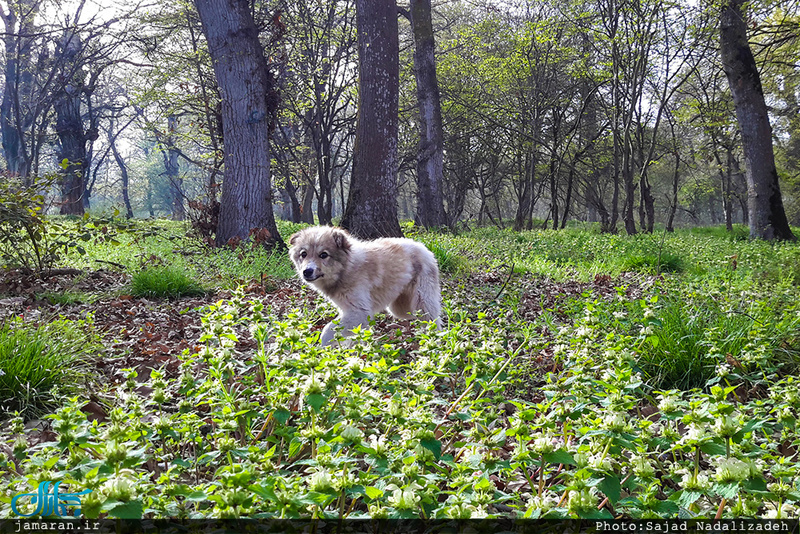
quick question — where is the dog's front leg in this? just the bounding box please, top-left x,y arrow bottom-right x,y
320,311 -> 369,346
320,321 -> 338,346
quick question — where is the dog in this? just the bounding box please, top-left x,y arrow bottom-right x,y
288,226 -> 442,345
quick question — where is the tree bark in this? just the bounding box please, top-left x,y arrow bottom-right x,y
109,130 -> 133,218
0,0 -> 38,181
340,0 -> 402,239
194,0 -> 283,248
54,30 -> 86,216
162,115 -> 185,221
410,0 -> 447,229
720,0 -> 794,240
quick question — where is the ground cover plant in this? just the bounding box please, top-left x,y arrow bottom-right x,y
130,267 -> 205,299
0,318 -> 97,419
1,218 -> 800,519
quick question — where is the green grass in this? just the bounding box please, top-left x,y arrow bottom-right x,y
36,290 -> 87,305
130,266 -> 205,299
425,241 -> 472,275
636,297 -> 762,390
56,217 -> 297,290
618,250 -> 686,274
0,320 -> 93,418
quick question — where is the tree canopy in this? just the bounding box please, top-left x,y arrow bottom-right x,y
1,0 -> 799,240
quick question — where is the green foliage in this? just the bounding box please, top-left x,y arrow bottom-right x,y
0,180 -> 128,274
0,319 -> 95,418
690,225 -> 750,241
425,241 -> 471,275
630,296 -> 799,390
130,266 -> 205,299
4,223 -> 800,520
36,290 -> 87,305
0,177 -> 55,272
619,251 -> 685,274
56,218 -> 296,289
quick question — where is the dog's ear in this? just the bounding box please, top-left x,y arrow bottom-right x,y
332,228 -> 351,252
288,232 -> 299,246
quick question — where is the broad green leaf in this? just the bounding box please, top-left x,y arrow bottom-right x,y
105,499 -> 143,519
712,482 -> 740,500
700,440 -> 728,456
672,489 -> 704,509
420,437 -> 442,461
273,408 -> 291,425
287,437 -> 303,459
543,449 -> 576,465
598,475 -> 621,504
364,486 -> 383,500
306,393 -> 326,412
249,483 -> 278,502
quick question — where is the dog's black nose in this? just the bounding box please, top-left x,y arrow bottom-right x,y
303,268 -> 315,279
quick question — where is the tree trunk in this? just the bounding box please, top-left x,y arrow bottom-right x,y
300,182 -> 315,224
560,164 -> 575,229
195,0 -> 283,248
666,116 -> 680,233
410,0 -> 447,229
110,132 -> 133,218
720,0 -> 795,240
666,153 -> 680,232
641,173 -> 654,233
513,150 -> 535,231
0,0 -> 37,181
163,115 -> 185,221
340,0 -> 402,239
284,175 -> 302,223
54,31 -> 86,216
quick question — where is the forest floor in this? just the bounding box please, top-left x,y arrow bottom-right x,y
1,219 -> 800,520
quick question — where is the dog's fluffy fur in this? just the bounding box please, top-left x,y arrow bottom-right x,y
289,226 -> 442,345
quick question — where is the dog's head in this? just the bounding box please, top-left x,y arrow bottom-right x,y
288,226 -> 351,288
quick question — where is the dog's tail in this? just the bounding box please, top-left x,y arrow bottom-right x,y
418,261 -> 443,329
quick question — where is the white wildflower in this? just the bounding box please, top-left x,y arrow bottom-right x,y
631,455 -> 655,478
715,457 -> 750,483
681,471 -> 710,491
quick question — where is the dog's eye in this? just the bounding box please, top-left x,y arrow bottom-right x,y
300,251 -> 307,259
319,252 -> 329,259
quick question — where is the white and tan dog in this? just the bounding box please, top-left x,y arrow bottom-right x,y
288,226 -> 442,345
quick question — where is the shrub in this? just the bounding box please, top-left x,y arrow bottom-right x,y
0,177 -> 123,273
130,266 -> 205,298
0,320 -> 93,418
0,176 -> 53,272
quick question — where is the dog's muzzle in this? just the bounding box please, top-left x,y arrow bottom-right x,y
303,267 -> 322,281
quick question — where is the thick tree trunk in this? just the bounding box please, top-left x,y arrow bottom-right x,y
54,32 -> 86,216
340,0 -> 402,239
622,143 -> 637,235
195,0 -> 283,248
0,0 -> 37,181
720,0 -> 794,241
641,174 -> 654,233
410,0 -> 447,229
513,150 -> 535,231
